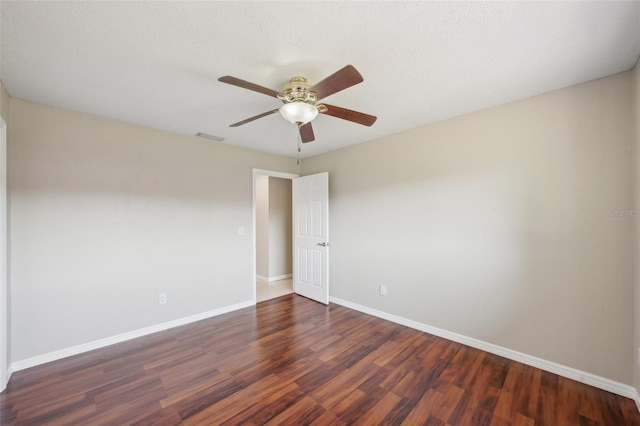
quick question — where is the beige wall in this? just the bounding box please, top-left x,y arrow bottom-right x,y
303,72 -> 634,384
9,99 -> 297,361
268,177 -> 292,278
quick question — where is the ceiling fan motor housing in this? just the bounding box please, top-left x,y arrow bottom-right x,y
277,77 -> 318,105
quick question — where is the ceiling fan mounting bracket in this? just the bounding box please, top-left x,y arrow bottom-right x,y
276,77 -> 318,105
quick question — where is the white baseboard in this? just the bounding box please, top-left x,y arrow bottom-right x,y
5,364 -> 13,387
257,273 -> 292,283
10,300 -> 255,373
267,273 -> 292,283
329,296 -> 639,402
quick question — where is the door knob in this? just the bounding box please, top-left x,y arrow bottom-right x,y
317,242 -> 329,247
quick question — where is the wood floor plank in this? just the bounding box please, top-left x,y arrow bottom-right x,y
309,409 -> 347,426
622,397 -> 640,426
536,371 -> 560,426
309,356 -> 380,409
430,383 -> 466,422
381,396 -> 416,424
218,382 -> 302,426
264,396 -> 326,426
159,371 -> 230,408
182,374 -> 290,425
352,391 -> 402,425
493,389 -> 515,423
1,294 -> 638,425
400,388 -> 443,425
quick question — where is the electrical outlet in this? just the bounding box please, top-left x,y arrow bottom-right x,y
238,226 -> 244,236
158,293 -> 167,305
380,285 -> 387,296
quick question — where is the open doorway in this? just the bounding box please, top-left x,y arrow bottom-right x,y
252,169 -> 297,303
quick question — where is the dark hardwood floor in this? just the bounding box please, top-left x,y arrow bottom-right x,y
1,294 -> 639,425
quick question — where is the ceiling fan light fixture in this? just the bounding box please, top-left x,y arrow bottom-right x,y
279,102 -> 318,125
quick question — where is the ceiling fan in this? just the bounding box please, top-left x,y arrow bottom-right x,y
218,65 -> 377,143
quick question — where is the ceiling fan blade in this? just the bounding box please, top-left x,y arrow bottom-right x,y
299,122 -> 315,143
319,104 -> 377,127
218,76 -> 280,98
310,65 -> 364,100
229,109 -> 279,127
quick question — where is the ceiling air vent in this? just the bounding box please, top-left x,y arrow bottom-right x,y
195,132 -> 225,142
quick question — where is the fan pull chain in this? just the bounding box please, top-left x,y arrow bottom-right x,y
296,128 -> 302,175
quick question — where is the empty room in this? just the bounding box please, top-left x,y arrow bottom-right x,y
2,1 -> 640,425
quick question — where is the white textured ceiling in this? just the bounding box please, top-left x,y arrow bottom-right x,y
1,1 -> 639,158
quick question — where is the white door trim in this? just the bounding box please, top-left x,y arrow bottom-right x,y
0,117 -> 7,392
252,169 -> 298,304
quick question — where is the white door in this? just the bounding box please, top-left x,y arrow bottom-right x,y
293,172 -> 329,304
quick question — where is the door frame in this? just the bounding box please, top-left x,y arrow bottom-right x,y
0,117 -> 7,392
251,169 -> 298,304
